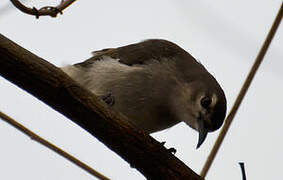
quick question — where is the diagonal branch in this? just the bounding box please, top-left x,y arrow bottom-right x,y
200,2 -> 283,178
0,110 -> 110,180
0,33 -> 202,180
10,0 -> 77,18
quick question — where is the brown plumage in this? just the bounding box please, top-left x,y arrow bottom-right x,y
62,39 -> 227,148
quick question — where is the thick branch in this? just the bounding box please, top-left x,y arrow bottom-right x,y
0,33 -> 202,180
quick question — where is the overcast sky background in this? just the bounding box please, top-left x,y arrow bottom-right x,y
0,0 -> 282,179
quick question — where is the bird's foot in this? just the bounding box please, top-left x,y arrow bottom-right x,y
168,147 -> 177,154
160,141 -> 177,154
100,93 -> 115,106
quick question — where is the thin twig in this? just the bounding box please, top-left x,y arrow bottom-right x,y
239,162 -> 247,180
0,110 -> 111,180
0,0 -> 28,16
10,0 -> 77,18
200,3 -> 283,178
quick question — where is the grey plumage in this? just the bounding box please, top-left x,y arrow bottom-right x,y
62,39 -> 227,148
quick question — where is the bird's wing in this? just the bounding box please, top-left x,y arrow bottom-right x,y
115,39 -> 188,66
74,39 -> 189,67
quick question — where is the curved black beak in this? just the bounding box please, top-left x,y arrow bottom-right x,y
196,119 -> 208,149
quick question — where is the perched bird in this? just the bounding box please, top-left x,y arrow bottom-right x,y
62,39 -> 227,148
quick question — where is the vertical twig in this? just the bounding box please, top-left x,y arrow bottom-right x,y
200,3 -> 283,178
239,162 -> 247,180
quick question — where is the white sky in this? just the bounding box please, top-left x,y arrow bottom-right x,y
0,0 -> 282,179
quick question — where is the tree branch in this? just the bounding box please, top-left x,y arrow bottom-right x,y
200,2 -> 283,177
0,110 -> 110,180
0,33 -> 202,180
10,0 -> 77,18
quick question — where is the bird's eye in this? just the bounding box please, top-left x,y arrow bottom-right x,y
201,96 -> 212,109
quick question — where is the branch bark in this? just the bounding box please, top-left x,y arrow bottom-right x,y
0,33 -> 202,180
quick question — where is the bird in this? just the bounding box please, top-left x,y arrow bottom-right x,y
61,39 -> 227,148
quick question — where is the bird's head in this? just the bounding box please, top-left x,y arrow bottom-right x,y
170,79 -> 227,148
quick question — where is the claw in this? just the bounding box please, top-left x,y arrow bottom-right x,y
101,93 -> 115,106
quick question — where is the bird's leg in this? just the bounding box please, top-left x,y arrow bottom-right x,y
168,147 -> 177,154
160,141 -> 177,154
100,93 -> 115,106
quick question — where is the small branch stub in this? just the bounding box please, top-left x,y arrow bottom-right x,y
239,162 -> 247,180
